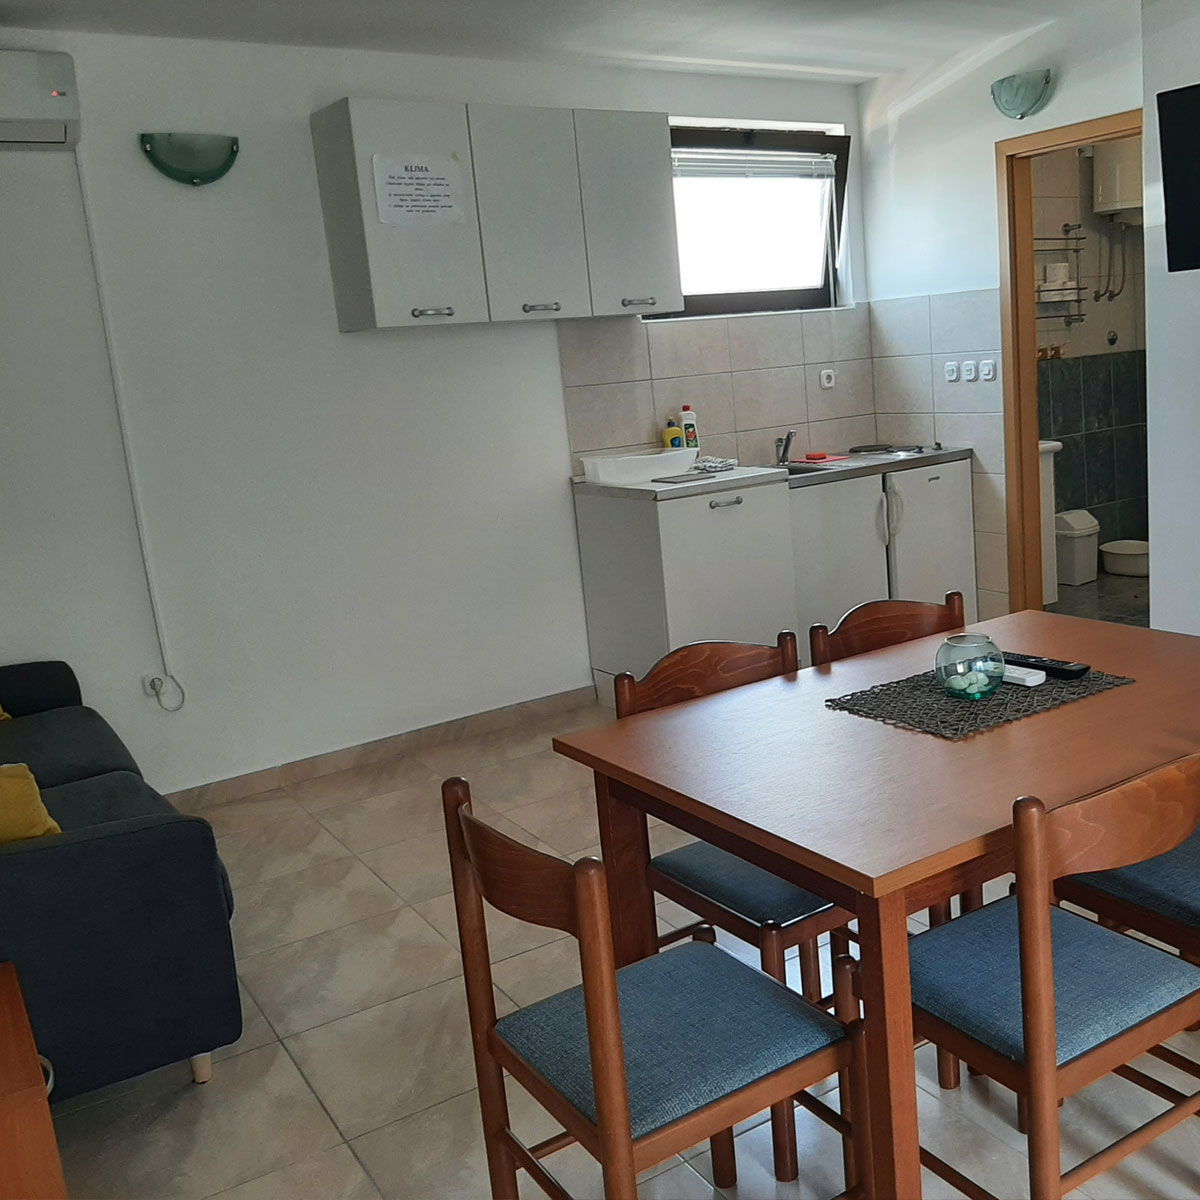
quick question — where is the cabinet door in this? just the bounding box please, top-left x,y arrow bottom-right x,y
311,98 -> 489,330
573,109 -> 684,318
885,459 -> 979,621
467,105 -> 592,323
658,485 -> 796,651
791,477 -> 890,663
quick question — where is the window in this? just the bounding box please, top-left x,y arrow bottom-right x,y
662,127 -> 851,318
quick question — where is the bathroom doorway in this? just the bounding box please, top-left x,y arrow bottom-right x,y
995,110 -> 1145,622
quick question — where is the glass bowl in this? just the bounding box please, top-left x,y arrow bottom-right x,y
935,634 -> 1006,701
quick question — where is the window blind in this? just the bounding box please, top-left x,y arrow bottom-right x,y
671,148 -> 837,180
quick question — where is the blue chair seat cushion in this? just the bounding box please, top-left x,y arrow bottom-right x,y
909,896 -> 1200,1067
651,841 -> 833,927
495,940 -> 844,1138
1072,828 -> 1200,930
0,707 -> 140,789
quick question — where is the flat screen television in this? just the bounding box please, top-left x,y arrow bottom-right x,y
1157,81 -> 1200,272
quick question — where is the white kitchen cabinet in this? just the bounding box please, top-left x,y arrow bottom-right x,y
573,109 -> 684,318
574,473 -> 796,686
310,98 -> 489,330
467,104 -> 592,322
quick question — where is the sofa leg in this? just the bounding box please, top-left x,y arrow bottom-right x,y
190,1053 -> 213,1084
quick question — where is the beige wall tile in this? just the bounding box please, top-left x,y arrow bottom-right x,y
1033,195 -> 1082,241
1032,146 -> 1084,199
732,366 -> 808,431
727,311 -> 804,370
647,316 -> 730,377
808,414 -> 878,454
563,381 -> 655,453
932,352 -> 1004,413
934,412 -> 1005,474
800,309 -> 833,363
977,588 -> 1011,620
556,316 -> 649,387
869,297 -> 931,357
876,413 -> 935,447
830,304 -> 872,361
873,355 -> 934,414
703,431 -> 739,460
805,359 -> 874,422
930,289 -> 1001,354
974,531 -> 1009,594
652,372 -> 735,435
972,472 -> 1008,535
736,424 -> 810,467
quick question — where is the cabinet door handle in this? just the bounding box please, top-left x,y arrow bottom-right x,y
522,302 -> 562,313
411,306 -> 455,318
879,493 -> 891,546
621,297 -> 657,308
709,495 -> 743,509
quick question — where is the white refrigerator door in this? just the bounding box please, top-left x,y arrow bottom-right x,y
885,460 -> 979,621
791,475 -> 890,663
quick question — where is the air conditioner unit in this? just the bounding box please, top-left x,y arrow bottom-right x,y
0,49 -> 80,149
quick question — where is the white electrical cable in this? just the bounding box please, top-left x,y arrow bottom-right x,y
72,150 -> 185,712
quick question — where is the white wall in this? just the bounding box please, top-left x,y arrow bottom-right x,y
1141,0 -> 1200,634
859,0 -> 1142,300
0,26 -> 864,791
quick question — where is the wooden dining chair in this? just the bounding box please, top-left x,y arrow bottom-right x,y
908,754 -> 1200,1200
614,632 -> 856,1183
808,590 -> 965,667
442,777 -> 871,1200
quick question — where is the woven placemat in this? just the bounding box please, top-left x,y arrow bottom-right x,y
825,669 -> 1134,741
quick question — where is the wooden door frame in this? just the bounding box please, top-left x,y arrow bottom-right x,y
997,109 -> 1142,612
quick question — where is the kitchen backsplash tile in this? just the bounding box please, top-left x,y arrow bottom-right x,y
805,359 -> 874,422
930,289 -> 1001,355
563,381 -> 655,454
873,355 -> 934,414
869,297 -> 931,358
875,412 -> 935,447
735,424 -> 810,467
557,316 -> 649,388
974,531 -> 1009,595
808,415 -> 878,454
646,316 -> 731,378
727,311 -> 805,371
652,373 -> 736,435
934,412 -> 1005,474
972,472 -> 1007,536
731,366 -> 808,432
978,589 -> 1011,621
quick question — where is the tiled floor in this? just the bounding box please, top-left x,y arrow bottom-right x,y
52,700 -> 1200,1198
1048,570 -> 1150,627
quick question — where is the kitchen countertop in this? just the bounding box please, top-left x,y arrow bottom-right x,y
786,445 -> 972,488
572,465 -> 787,502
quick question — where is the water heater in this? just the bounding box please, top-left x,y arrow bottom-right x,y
1093,135 -> 1142,223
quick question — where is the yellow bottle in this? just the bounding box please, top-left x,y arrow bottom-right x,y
662,420 -> 684,448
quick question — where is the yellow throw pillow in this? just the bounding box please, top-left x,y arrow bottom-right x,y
0,703 -> 10,721
0,764 -> 61,843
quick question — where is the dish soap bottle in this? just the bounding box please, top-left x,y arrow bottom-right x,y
662,420 -> 684,448
679,405 -> 699,449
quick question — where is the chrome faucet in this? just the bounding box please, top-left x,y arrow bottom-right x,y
775,429 -> 796,466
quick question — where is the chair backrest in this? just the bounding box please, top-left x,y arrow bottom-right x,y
614,632 -> 799,717
808,592 -> 965,666
1012,753 -> 1200,1101
442,777 -> 634,1139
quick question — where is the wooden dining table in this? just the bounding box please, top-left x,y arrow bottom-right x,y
553,610 -> 1200,1198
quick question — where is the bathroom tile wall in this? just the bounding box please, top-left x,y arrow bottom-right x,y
869,288 -> 1009,620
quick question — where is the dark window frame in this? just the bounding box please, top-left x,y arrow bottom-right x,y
654,127 -> 852,319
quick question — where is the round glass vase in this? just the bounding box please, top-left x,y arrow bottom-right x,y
935,634 -> 1006,701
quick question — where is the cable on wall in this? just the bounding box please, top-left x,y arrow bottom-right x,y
72,150 -> 185,712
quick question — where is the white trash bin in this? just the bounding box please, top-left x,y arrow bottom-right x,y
1056,509 -> 1100,586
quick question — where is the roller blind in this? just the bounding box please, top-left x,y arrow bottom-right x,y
671,147 -> 837,180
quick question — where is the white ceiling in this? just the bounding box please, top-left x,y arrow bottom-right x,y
0,0 -> 1090,81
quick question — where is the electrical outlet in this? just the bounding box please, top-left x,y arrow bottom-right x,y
819,368 -> 836,389
962,360 -> 978,382
980,359 -> 996,382
142,673 -> 165,697
944,362 -> 960,383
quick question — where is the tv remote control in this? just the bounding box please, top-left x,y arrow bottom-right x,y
1003,664 -> 1046,687
1002,653 -> 1090,680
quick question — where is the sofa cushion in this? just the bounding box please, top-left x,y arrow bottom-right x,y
41,772 -> 175,832
0,707 -> 140,788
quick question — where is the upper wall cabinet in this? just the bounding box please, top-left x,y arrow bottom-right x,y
467,104 -> 592,322
574,109 -> 684,318
311,98 -> 490,331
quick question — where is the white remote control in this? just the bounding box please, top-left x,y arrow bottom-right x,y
1003,664 -> 1046,687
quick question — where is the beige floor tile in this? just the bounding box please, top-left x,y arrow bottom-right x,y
232,858 -> 401,958
214,984 -> 277,1064
217,812 -> 351,889
455,748 -> 595,812
211,1145 -> 380,1200
196,789 -> 304,836
358,828 -> 454,903
504,786 -> 602,856
415,887 -> 570,964
288,756 -> 441,814
490,937 -> 583,1007
54,1043 -> 339,1199
314,782 -> 447,853
239,908 -> 461,1037
284,977 -> 512,1140
649,823 -> 699,856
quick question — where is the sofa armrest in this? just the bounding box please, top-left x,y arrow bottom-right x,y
0,662 -> 82,718
0,813 -> 242,1100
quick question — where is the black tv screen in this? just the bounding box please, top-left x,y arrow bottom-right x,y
1158,81 -> 1200,272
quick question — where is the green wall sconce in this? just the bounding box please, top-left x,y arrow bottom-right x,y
990,70 -> 1054,121
140,133 -> 239,186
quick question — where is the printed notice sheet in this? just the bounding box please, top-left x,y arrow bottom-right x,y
373,154 -> 465,225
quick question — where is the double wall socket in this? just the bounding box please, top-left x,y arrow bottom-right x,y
943,360 -> 995,383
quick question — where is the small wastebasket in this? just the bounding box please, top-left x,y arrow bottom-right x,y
1055,509 -> 1100,586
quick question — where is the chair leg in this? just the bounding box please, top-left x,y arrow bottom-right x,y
926,900 -> 962,1091
798,937 -> 823,1004
829,926 -> 852,960
476,1054 -> 519,1199
189,1054 -> 213,1084
832,956 -> 862,1190
1026,1089 -> 1064,1200
709,1127 -> 737,1189
760,925 -> 799,1183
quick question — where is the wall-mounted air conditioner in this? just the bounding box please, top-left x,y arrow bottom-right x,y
0,49 -> 79,149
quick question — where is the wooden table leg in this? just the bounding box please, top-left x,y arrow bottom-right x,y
856,890 -> 922,1200
594,774 -> 657,967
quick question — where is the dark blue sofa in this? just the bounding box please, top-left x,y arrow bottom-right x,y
0,660 -> 241,1101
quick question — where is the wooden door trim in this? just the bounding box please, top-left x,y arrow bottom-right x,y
997,109 -> 1142,612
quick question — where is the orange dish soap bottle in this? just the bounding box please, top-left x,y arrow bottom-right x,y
679,405 -> 699,449
662,420 -> 684,448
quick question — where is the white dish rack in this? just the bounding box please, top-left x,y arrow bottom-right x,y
580,448 -> 697,484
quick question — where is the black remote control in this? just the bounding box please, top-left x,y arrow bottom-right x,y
1002,653 -> 1090,680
